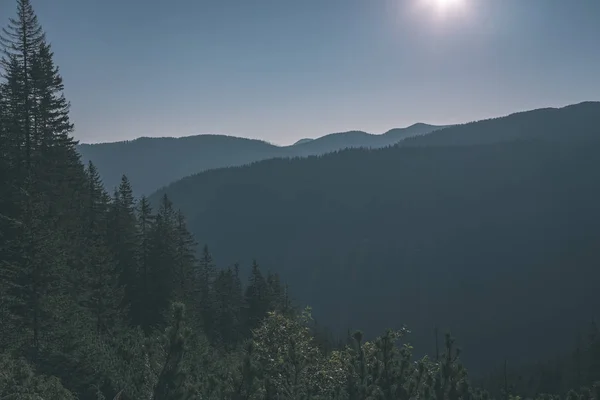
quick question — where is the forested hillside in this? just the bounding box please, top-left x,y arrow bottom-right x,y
402,102 -> 599,147
2,0 -> 600,399
152,102 -> 600,373
76,123 -> 444,196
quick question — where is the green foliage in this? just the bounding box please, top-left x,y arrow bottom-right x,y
0,353 -> 75,399
150,102 -> 600,372
151,302 -> 193,400
251,308 -> 322,399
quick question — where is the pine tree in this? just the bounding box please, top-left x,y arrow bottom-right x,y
173,210 -> 197,310
30,40 -> 78,193
134,195 -> 155,328
0,0 -> 84,358
198,245 -> 217,337
77,161 -> 124,336
266,271 -> 285,313
0,0 -> 46,174
244,260 -> 270,334
251,308 -> 322,399
214,266 -> 244,347
107,175 -> 139,319
0,59 -> 16,348
152,302 -> 193,400
145,194 -> 178,330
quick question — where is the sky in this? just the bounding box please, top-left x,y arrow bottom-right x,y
2,0 -> 599,145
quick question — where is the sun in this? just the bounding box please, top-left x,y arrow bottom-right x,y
390,0 -> 473,31
416,0 -> 468,20
435,0 -> 461,8
429,0 -> 465,11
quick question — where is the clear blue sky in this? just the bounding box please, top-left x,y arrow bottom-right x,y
4,0 -> 600,145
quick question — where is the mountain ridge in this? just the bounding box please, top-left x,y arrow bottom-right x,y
78,122 -> 442,147
148,100 -> 600,372
77,122 -> 446,195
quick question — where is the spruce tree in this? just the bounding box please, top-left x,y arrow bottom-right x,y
134,195 -> 155,328
0,0 -> 45,174
77,161 -> 124,336
152,302 -> 193,400
173,210 -> 198,310
107,175 -> 139,319
0,0 -> 84,358
30,41 -> 78,187
214,267 -> 244,347
244,260 -> 270,333
198,245 -> 217,337
145,194 -> 178,330
266,271 -> 285,313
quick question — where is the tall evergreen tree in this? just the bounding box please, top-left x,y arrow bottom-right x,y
214,266 -> 244,346
198,245 -> 217,337
0,0 -> 83,359
152,302 -> 193,400
172,210 -> 200,329
75,161 -> 124,336
134,195 -> 155,328
244,260 -> 270,333
107,175 -> 139,319
266,271 -> 286,313
145,194 -> 178,330
0,0 -> 45,175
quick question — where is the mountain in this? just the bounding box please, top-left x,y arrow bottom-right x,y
289,123 -> 445,157
293,138 -> 314,145
402,101 -> 600,147
76,123 -> 445,195
149,101 -> 600,373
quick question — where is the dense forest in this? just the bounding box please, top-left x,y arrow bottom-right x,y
1,1 -> 600,399
151,102 -> 600,373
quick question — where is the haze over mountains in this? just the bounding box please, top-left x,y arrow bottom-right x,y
144,101 -> 600,372
77,122 -> 445,196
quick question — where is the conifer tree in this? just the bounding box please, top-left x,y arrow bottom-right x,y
145,194 -> 178,330
252,308 -> 321,399
0,0 -> 45,174
266,271 -> 285,313
214,266 -> 244,346
152,302 -> 193,400
30,40 -> 79,201
244,260 -> 270,333
198,245 -> 217,337
0,0 -> 84,358
173,210 -> 198,311
107,175 -> 139,319
134,195 -> 155,328
77,161 -> 124,336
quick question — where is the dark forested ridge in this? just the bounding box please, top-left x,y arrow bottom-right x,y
402,102 -> 600,147
3,0 -> 600,399
77,122 -> 444,196
151,101 -> 600,373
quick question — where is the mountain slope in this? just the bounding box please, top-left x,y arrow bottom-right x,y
77,134 -> 282,197
290,123 -> 444,157
293,138 -> 314,145
403,101 -> 600,147
149,101 -> 600,373
76,123 -> 444,195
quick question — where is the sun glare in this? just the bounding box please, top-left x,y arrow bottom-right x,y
437,0 -> 461,7
407,0 -> 470,24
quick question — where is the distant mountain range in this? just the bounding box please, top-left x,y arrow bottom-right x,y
77,123 -> 446,196
292,138 -> 314,145
148,101 -> 600,373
